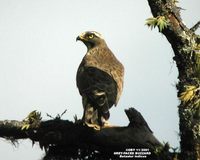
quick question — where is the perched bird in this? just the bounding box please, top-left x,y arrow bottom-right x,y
76,31 -> 124,129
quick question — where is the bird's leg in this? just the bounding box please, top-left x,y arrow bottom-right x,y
82,96 -> 101,130
85,109 -> 101,130
93,91 -> 112,127
83,106 -> 101,130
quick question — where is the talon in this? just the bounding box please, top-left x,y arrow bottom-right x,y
102,121 -> 115,128
85,122 -> 101,130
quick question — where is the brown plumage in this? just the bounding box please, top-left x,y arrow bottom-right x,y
76,31 -> 124,129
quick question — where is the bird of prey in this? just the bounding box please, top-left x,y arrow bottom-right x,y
76,31 -> 124,129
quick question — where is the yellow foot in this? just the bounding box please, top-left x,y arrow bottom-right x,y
84,122 -> 101,130
102,121 -> 116,128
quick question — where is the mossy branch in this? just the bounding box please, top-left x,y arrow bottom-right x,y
0,108 -> 172,159
147,0 -> 200,159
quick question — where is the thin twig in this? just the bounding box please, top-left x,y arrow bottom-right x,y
190,21 -> 200,32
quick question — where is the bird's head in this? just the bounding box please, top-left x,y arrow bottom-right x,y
76,31 -> 105,50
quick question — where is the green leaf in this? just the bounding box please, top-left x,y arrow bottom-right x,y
157,16 -> 169,32
145,17 -> 157,30
172,0 -> 179,3
179,85 -> 198,103
145,16 -> 169,32
21,124 -> 30,130
21,110 -> 42,130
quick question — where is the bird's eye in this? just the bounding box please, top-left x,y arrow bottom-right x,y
88,34 -> 94,39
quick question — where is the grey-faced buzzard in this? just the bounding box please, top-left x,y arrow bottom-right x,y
76,31 -> 124,129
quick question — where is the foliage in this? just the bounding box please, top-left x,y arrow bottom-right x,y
146,16 -> 169,32
21,110 -> 42,130
172,0 -> 179,3
179,85 -> 196,103
179,85 -> 199,103
193,43 -> 200,78
154,142 -> 179,160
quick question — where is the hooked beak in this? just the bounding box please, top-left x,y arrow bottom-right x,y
76,36 -> 81,41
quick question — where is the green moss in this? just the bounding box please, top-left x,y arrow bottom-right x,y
21,110 -> 42,130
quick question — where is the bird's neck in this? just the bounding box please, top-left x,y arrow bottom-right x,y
86,40 -> 108,51
85,43 -> 95,51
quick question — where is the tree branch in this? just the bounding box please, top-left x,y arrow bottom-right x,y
147,0 -> 200,159
0,108 -> 166,159
0,120 -> 27,139
190,21 -> 200,32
